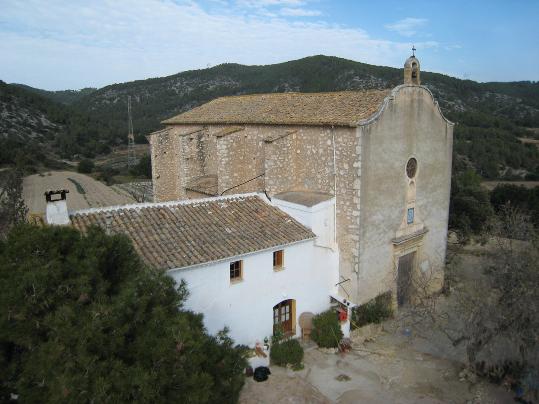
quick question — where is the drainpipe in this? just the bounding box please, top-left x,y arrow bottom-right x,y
331,126 -> 337,246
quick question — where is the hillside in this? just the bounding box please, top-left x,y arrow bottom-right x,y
69,55 -> 539,134
13,84 -> 97,105
0,81 -> 69,168
2,55 -> 538,178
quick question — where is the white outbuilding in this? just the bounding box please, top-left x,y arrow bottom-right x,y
59,192 -> 344,346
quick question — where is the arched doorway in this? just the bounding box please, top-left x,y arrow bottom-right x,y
273,299 -> 296,335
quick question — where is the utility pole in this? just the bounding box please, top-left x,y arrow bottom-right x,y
127,96 -> 136,169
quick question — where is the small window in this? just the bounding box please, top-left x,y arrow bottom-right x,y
230,260 -> 243,283
273,250 -> 284,271
407,208 -> 415,224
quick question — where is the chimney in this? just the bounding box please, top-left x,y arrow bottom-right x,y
45,190 -> 71,225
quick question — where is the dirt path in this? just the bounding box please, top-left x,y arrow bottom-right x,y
481,180 -> 539,190
23,171 -> 135,214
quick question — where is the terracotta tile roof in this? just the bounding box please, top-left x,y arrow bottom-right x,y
70,194 -> 315,270
162,90 -> 390,127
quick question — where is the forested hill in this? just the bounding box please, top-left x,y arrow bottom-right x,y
2,55 -> 538,178
67,55 -> 539,134
13,84 -> 97,105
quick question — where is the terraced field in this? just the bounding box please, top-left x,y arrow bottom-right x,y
23,171 -> 136,215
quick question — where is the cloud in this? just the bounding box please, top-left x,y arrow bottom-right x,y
237,0 -> 305,7
0,0 -> 438,90
236,0 -> 321,18
385,17 -> 428,37
280,7 -> 321,16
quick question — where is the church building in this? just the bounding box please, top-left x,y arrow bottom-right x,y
45,55 -> 453,346
149,54 -> 454,307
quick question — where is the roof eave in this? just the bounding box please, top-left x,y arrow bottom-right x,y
165,235 -> 317,274
162,120 -> 358,127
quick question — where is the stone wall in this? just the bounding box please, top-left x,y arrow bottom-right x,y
264,126 -> 361,300
149,128 -> 180,201
216,127 -> 265,195
150,125 -> 220,201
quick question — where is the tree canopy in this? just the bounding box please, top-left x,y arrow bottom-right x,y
449,169 -> 494,241
0,225 -> 247,403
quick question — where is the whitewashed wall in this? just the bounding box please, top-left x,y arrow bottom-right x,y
272,197 -> 336,250
168,240 -> 339,346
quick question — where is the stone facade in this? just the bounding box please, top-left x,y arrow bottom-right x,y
149,70 -> 453,305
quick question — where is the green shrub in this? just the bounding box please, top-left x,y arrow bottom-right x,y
129,154 -> 152,178
270,338 -> 304,367
0,225 -> 248,402
271,324 -> 285,345
67,177 -> 86,194
310,310 -> 343,348
77,158 -> 94,174
99,166 -> 119,185
352,291 -> 393,329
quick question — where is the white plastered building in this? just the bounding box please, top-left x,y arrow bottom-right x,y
46,191 -> 346,346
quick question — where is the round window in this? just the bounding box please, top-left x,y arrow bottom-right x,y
406,158 -> 417,178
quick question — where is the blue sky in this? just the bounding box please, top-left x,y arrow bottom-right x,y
1,0 -> 537,90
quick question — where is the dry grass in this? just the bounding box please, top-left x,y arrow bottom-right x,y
518,136 -> 539,149
23,171 -> 135,215
481,180 -> 539,191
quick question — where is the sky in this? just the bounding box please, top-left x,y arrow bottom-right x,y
1,0 -> 538,90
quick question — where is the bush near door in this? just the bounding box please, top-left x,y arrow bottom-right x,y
310,309 -> 343,348
351,291 -> 393,329
270,339 -> 304,368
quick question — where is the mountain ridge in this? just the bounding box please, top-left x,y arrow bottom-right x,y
1,55 -> 538,178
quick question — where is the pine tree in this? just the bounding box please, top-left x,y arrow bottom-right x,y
0,225 -> 247,403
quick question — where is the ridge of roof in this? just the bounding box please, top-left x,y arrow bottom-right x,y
208,89 -> 381,99
70,192 -> 260,216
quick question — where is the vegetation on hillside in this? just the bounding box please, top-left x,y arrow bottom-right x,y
2,56 -> 538,180
13,84 -> 97,105
447,209 -> 538,395
449,169 -> 494,241
490,184 -> 539,227
0,169 -> 28,238
0,225 -> 247,402
0,80 -> 117,164
449,111 -> 539,179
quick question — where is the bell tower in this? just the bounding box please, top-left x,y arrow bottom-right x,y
404,46 -> 420,85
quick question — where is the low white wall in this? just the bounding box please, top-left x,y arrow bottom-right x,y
273,197 -> 336,250
168,240 -> 339,346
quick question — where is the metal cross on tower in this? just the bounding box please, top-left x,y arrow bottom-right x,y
127,96 -> 137,169
412,45 -> 416,57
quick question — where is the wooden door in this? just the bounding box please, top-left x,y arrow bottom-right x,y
273,300 -> 294,335
397,252 -> 415,307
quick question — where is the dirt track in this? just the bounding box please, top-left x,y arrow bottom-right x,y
23,171 -> 135,214
481,180 -> 539,191
240,336 -> 512,404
